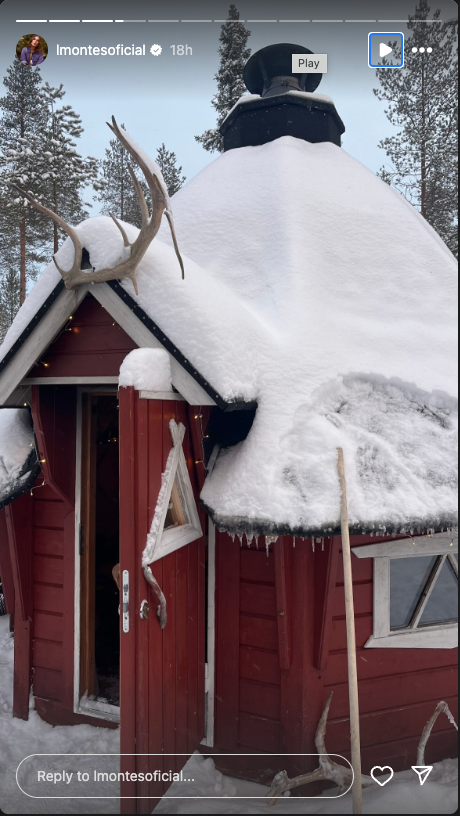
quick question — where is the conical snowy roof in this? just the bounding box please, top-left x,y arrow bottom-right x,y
157,135 -> 458,535
0,132 -> 457,535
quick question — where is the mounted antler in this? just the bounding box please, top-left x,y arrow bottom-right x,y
9,117 -> 184,295
267,692 -> 373,803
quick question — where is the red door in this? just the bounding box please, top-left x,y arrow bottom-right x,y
118,386 -> 205,814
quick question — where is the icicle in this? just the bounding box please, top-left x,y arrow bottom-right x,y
321,538 -> 325,551
312,538 -> 315,552
255,537 -> 259,549
292,537 -> 296,548
237,533 -> 243,547
264,535 -> 277,556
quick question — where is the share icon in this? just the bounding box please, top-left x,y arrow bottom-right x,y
411,766 -> 433,786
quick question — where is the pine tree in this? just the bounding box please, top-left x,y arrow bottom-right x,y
39,83 -> 102,253
98,123 -> 148,227
155,144 -> 186,196
374,0 -> 458,255
0,62 -> 48,303
196,5 -> 251,153
0,268 -> 20,343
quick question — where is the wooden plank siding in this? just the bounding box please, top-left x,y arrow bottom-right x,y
214,536 -> 283,762
213,532 -> 458,786
31,492 -> 67,706
321,535 -> 458,774
26,295 -> 137,379
4,300 -> 137,729
0,509 -> 15,619
119,391 -> 206,813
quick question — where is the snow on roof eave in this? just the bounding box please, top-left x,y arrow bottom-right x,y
109,281 -> 255,411
203,501 -> 458,540
0,281 -> 65,378
0,274 -> 255,412
0,451 -> 41,511
0,407 -> 41,510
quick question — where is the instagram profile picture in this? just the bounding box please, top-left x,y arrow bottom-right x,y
16,34 -> 48,66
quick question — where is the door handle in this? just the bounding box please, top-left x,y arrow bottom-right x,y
122,569 -> 129,633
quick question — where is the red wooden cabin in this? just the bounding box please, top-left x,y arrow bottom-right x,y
0,43 -> 457,814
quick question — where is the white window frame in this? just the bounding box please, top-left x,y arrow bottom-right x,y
143,419 -> 202,565
352,532 -> 458,649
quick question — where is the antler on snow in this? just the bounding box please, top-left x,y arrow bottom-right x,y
267,694 -> 459,805
266,692 -> 373,804
9,117 -> 184,295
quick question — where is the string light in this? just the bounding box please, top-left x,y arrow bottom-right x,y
30,480 -> 47,497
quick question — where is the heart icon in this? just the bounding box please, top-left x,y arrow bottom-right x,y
370,766 -> 394,786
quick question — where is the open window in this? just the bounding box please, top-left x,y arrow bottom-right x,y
144,419 -> 202,565
352,532 -> 458,649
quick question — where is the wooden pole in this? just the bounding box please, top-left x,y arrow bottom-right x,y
337,447 -> 363,814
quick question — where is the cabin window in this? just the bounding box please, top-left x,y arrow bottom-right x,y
352,533 -> 458,649
390,554 -> 458,630
144,419 -> 202,564
164,479 -> 189,531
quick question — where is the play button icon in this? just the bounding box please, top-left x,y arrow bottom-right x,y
380,43 -> 393,57
369,32 -> 404,67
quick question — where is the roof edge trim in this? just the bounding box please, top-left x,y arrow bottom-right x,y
0,279 -> 255,414
108,281 -> 253,412
0,281 -> 65,377
202,501 -> 458,540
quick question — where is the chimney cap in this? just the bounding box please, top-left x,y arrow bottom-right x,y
244,43 -> 322,96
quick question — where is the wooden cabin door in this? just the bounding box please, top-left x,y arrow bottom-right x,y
118,386 -> 206,814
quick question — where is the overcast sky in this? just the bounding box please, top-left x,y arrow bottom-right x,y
0,0 -> 457,210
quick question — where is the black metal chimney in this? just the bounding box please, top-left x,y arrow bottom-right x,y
220,43 -> 345,151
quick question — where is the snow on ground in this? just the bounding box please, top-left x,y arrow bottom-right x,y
0,616 -> 119,814
154,753 -> 458,815
0,616 -> 457,814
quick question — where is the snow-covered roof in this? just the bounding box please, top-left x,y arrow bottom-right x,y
0,409 -> 39,509
0,132 -> 457,535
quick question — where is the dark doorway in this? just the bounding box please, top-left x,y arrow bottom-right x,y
80,393 -> 120,707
